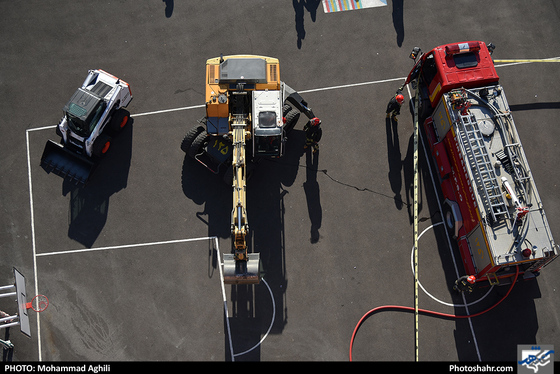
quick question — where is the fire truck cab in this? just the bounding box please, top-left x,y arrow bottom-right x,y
406,41 -> 559,287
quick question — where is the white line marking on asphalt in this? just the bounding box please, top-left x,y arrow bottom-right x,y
25,129 -> 42,361
35,236 -> 215,257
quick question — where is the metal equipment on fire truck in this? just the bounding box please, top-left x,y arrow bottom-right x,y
40,69 -> 133,186
405,41 -> 558,288
181,55 -> 320,285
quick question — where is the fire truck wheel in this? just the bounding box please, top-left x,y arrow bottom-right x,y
443,203 -> 456,238
181,125 -> 205,153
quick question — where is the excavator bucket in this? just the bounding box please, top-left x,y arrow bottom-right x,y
40,140 -> 96,186
222,253 -> 261,285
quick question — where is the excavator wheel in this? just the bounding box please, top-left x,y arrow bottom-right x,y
284,107 -> 300,134
181,125 -> 205,153
187,130 -> 208,159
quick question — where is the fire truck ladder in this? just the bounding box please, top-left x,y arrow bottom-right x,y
457,113 -> 510,223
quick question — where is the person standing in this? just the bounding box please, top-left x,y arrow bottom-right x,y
453,275 -> 476,293
386,91 -> 405,122
303,117 -> 322,153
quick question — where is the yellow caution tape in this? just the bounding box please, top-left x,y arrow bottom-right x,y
412,84 -> 420,362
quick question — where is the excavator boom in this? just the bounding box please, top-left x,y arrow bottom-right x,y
223,115 -> 260,284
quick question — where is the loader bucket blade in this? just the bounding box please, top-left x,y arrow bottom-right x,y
40,140 -> 96,186
223,253 -> 261,285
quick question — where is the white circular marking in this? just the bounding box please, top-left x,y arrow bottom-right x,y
412,222 -> 494,307
233,278 -> 276,357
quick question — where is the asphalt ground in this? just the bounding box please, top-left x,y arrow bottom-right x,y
1,0 -> 559,364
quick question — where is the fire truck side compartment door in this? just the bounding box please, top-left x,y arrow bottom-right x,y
433,141 -> 452,178
467,223 -> 492,274
432,97 -> 452,141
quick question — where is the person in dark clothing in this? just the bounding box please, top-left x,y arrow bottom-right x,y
453,275 -> 476,293
303,117 -> 322,153
386,91 -> 405,122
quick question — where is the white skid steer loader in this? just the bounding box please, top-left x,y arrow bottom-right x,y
41,69 -> 132,186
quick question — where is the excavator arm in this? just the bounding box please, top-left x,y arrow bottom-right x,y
223,115 -> 260,284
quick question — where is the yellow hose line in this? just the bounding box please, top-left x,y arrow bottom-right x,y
412,84 -> 420,362
494,58 -> 560,63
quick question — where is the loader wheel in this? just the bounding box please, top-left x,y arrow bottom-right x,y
181,125 -> 205,153
93,134 -> 112,157
110,108 -> 130,132
187,130 -> 208,159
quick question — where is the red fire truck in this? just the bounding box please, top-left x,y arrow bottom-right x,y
405,41 -> 558,288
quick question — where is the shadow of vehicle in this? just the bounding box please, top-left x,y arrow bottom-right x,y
63,122 -> 133,248
181,122 -> 318,360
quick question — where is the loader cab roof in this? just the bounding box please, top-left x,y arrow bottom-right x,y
64,88 -> 106,136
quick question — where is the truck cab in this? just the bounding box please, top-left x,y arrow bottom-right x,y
408,41 -> 499,122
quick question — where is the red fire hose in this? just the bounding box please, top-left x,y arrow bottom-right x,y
349,266 -> 519,361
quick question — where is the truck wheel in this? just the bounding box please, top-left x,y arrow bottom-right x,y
93,134 -> 112,157
187,130 -> 208,159
443,200 -> 462,239
110,108 -> 130,132
181,125 -> 205,153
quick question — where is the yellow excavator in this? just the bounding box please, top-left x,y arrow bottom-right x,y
181,55 -> 320,284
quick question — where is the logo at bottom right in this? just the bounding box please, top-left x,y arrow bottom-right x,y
518,345 -> 554,374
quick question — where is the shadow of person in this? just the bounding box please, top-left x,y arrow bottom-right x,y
293,0 -> 321,49
162,0 -> 173,18
392,0 -> 404,47
303,148 -> 322,243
